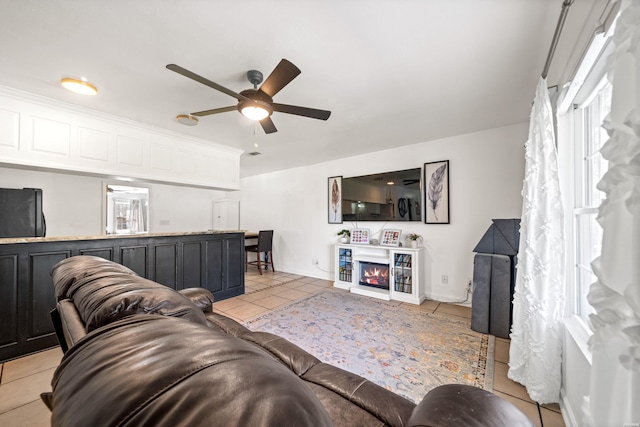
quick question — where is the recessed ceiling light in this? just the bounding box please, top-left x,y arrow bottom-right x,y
60,77 -> 98,95
176,114 -> 199,126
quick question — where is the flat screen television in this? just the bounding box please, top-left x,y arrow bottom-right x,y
341,168 -> 421,222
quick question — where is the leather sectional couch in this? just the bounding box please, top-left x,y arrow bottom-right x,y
41,255 -> 533,426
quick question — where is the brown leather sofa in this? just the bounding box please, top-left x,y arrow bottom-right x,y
42,255 -> 533,427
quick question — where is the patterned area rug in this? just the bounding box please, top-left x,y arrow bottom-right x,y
244,289 -> 494,403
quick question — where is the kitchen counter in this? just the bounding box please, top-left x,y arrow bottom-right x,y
0,230 -> 245,362
0,230 -> 246,244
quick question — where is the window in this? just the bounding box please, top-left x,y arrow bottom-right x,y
572,78 -> 612,323
558,13 -> 617,327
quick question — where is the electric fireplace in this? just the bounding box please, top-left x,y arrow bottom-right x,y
358,261 -> 390,290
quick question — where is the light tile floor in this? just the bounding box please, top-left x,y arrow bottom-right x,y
0,269 -> 565,427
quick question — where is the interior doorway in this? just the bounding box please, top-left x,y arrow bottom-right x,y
104,183 -> 149,234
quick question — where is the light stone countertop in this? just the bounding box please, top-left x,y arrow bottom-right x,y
0,230 -> 247,244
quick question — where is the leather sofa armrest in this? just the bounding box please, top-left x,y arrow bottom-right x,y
205,312 -> 251,336
407,384 -> 534,427
302,363 -> 415,426
242,331 -> 321,376
179,288 -> 215,312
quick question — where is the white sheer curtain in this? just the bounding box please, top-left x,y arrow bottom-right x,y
130,199 -> 141,233
129,199 -> 145,233
584,1 -> 640,424
508,76 -> 566,404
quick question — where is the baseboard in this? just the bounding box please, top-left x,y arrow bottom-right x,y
426,291 -> 472,307
276,265 -> 332,281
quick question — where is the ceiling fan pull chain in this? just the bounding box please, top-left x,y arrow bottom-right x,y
254,122 -> 259,148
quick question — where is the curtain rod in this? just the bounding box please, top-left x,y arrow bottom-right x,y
542,0 -> 575,79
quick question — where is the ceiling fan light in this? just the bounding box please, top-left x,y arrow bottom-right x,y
61,77 -> 98,95
241,105 -> 270,121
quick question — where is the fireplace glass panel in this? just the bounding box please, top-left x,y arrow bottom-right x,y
359,261 -> 390,289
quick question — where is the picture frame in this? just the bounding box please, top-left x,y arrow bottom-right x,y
328,176 -> 342,224
380,229 -> 402,246
350,228 -> 370,245
424,160 -> 450,224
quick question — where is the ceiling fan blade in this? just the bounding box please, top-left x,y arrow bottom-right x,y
271,103 -> 331,120
191,106 -> 237,117
258,59 -> 301,98
259,117 -> 278,134
166,64 -> 248,102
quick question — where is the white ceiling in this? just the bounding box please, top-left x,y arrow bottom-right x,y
0,0 -> 604,177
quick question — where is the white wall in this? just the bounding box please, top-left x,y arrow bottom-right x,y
1,120 -> 526,301
239,122 -> 527,303
0,166 -> 228,236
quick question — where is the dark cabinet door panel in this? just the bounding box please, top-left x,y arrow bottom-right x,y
79,247 -> 114,261
0,255 -> 18,348
153,243 -> 178,289
120,245 -> 147,277
225,237 -> 244,292
182,242 -> 202,288
205,239 -> 224,294
29,251 -> 70,338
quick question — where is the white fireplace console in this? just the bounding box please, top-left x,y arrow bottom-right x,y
334,244 -> 425,305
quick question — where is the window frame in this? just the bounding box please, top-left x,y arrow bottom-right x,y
558,24 -> 615,331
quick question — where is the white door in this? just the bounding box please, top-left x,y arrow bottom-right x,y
212,200 -> 240,230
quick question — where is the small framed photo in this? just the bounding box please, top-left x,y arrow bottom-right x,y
424,160 -> 450,224
328,176 -> 342,224
350,228 -> 370,245
380,229 -> 402,246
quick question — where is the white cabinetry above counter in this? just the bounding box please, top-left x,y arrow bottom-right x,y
0,87 -> 242,190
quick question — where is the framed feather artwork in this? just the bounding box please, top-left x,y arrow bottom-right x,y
328,176 -> 343,224
424,161 -> 450,224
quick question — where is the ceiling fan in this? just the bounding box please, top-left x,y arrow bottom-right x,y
403,179 -> 420,185
166,59 -> 331,134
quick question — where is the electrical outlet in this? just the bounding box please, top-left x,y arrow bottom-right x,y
442,275 -> 448,284
312,259 -> 319,265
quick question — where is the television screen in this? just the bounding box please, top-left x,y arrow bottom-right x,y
341,168 -> 421,222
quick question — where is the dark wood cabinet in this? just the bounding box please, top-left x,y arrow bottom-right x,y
0,255 -> 19,350
0,232 -> 244,362
225,236 -> 245,297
